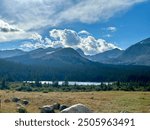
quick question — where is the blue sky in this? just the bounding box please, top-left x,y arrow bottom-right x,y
0,0 -> 149,54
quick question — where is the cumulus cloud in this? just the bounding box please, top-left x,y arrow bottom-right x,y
0,0 -> 147,31
20,33 -> 48,50
78,30 -> 90,35
20,42 -> 47,50
49,29 -> 120,55
78,30 -> 91,38
50,29 -> 81,47
20,33 -> 53,50
20,42 -> 35,50
21,29 -> 120,55
21,29 -> 118,54
79,36 -> 118,55
31,33 -> 44,43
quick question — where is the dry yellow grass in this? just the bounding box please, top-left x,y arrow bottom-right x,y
0,90 -> 150,113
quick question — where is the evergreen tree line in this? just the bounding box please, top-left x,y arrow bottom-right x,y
1,80 -> 150,92
1,59 -> 150,83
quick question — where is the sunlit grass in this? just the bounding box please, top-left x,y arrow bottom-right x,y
0,90 -> 150,113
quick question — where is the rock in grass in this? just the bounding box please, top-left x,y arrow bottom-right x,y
21,100 -> 29,105
40,105 -> 55,113
61,104 -> 92,113
12,97 -> 20,102
17,107 -> 27,113
53,103 -> 60,110
59,105 -> 68,111
16,103 -> 24,107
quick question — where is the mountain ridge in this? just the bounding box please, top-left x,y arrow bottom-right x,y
1,37 -> 150,66
109,37 -> 150,65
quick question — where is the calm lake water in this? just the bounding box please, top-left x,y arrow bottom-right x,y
25,81 -> 114,86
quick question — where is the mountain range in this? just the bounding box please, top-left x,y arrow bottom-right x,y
0,37 -> 150,82
109,38 -> 150,65
0,37 -> 150,66
0,49 -> 25,58
78,37 -> 150,66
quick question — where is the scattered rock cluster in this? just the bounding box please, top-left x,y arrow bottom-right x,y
4,97 -> 92,113
11,97 -> 30,113
40,103 -> 68,113
12,97 -> 30,105
40,103 -> 92,113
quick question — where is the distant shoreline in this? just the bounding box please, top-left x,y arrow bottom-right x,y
24,81 -> 114,86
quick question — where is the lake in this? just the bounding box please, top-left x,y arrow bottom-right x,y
25,81 -> 114,86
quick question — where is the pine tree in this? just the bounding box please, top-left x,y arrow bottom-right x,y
0,79 -> 8,90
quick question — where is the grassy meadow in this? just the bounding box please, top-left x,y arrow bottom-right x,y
0,90 -> 150,113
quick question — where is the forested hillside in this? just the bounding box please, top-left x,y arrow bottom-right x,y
1,58 -> 150,82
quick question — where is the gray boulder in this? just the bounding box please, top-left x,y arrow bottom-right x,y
53,103 -> 60,110
61,104 -> 92,113
17,107 -> 27,113
12,97 -> 20,102
16,103 -> 24,107
40,105 -> 55,113
22,100 -> 29,105
59,105 -> 68,111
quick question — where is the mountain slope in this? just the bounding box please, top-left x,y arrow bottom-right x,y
112,38 -> 150,65
89,48 -> 123,63
7,47 -> 92,66
27,47 -> 62,58
42,48 -> 92,65
1,57 -> 150,82
0,49 -> 25,58
76,48 -> 85,56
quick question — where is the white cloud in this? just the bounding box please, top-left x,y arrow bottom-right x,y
20,42 -> 35,50
31,33 -> 44,43
78,30 -> 91,36
50,29 -> 81,47
0,0 -> 147,42
0,0 -> 72,30
0,31 -> 32,42
21,29 -> 120,55
107,27 -> 117,32
20,33 -> 45,50
0,19 -> 21,32
0,19 -> 33,42
79,36 -> 119,55
0,0 -> 147,32
20,42 -> 51,51
56,0 -> 147,24
49,29 -> 120,55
